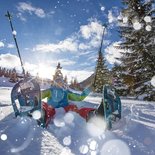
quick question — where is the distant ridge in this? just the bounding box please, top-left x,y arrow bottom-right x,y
79,73 -> 95,89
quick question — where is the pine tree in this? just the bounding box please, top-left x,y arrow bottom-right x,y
25,71 -> 31,77
118,0 -> 155,100
8,69 -> 11,77
2,68 -> 6,76
112,63 -> 129,96
53,62 -> 64,84
70,78 -> 75,89
5,69 -> 9,77
9,68 -> 18,83
64,75 -> 68,84
70,79 -> 74,88
93,26 -> 109,93
93,51 -> 109,93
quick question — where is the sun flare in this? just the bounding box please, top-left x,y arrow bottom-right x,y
38,64 -> 54,79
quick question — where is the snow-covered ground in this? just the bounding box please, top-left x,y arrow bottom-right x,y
0,87 -> 155,155
0,76 -> 15,87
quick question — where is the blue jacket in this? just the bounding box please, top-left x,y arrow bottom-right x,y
41,86 -> 91,108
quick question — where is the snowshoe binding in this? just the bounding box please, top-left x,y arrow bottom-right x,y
87,84 -> 121,130
103,84 -> 121,129
11,77 -> 41,117
10,77 -> 49,127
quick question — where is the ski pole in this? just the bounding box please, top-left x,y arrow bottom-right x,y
5,11 -> 26,77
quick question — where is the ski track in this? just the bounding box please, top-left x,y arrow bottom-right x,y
112,99 -> 155,155
41,130 -> 65,155
0,87 -> 155,155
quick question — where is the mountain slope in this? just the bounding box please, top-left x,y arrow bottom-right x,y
79,73 -> 95,89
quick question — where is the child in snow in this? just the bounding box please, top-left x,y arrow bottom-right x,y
41,79 -> 96,127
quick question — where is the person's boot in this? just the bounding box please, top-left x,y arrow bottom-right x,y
86,99 -> 105,121
95,99 -> 105,117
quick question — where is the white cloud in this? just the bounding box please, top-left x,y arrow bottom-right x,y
80,20 -> 103,40
62,70 -> 93,83
79,19 -> 109,48
17,2 -> 46,18
87,54 -> 98,63
45,59 -> 76,67
0,53 -> 92,82
7,43 -> 15,48
25,61 -> 90,81
17,12 -> 27,21
0,41 -> 4,48
33,19 -> 108,54
108,10 -> 118,24
0,53 -> 38,75
24,62 -> 38,72
0,53 -> 20,68
31,63 -> 92,82
79,43 -> 91,50
58,59 -> 76,66
48,10 -> 55,16
34,8 -> 45,18
33,37 -> 78,53
105,42 -> 126,64
107,7 -> 120,26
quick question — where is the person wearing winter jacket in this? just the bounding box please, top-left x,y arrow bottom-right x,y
41,81 -> 95,127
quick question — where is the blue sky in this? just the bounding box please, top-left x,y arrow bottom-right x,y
0,0 -> 123,82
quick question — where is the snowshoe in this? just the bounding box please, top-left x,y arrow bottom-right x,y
11,77 -> 42,117
87,84 -> 121,130
103,84 -> 121,129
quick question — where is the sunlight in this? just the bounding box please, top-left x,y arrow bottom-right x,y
37,64 -> 54,79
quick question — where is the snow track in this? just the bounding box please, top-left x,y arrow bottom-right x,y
41,130 -> 69,155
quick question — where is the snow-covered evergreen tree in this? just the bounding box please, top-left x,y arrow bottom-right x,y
25,71 -> 31,77
112,63 -> 128,96
9,68 -> 18,83
93,26 -> 109,93
93,50 -> 109,93
52,62 -> 67,87
53,63 -> 63,82
64,75 -> 68,84
118,0 -> 155,100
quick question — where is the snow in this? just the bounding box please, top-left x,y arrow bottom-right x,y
144,16 -> 151,23
123,17 -> 128,23
145,25 -> 152,31
63,135 -> 71,146
133,22 -> 142,30
0,87 -> 155,155
64,112 -> 74,124
1,134 -> 7,141
12,30 -> 17,36
151,75 -> 155,87
86,116 -> 107,137
100,139 -> 131,155
79,145 -> 89,154
88,139 -> 98,150
100,6 -> 105,11
32,110 -> 42,120
0,76 -> 15,87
